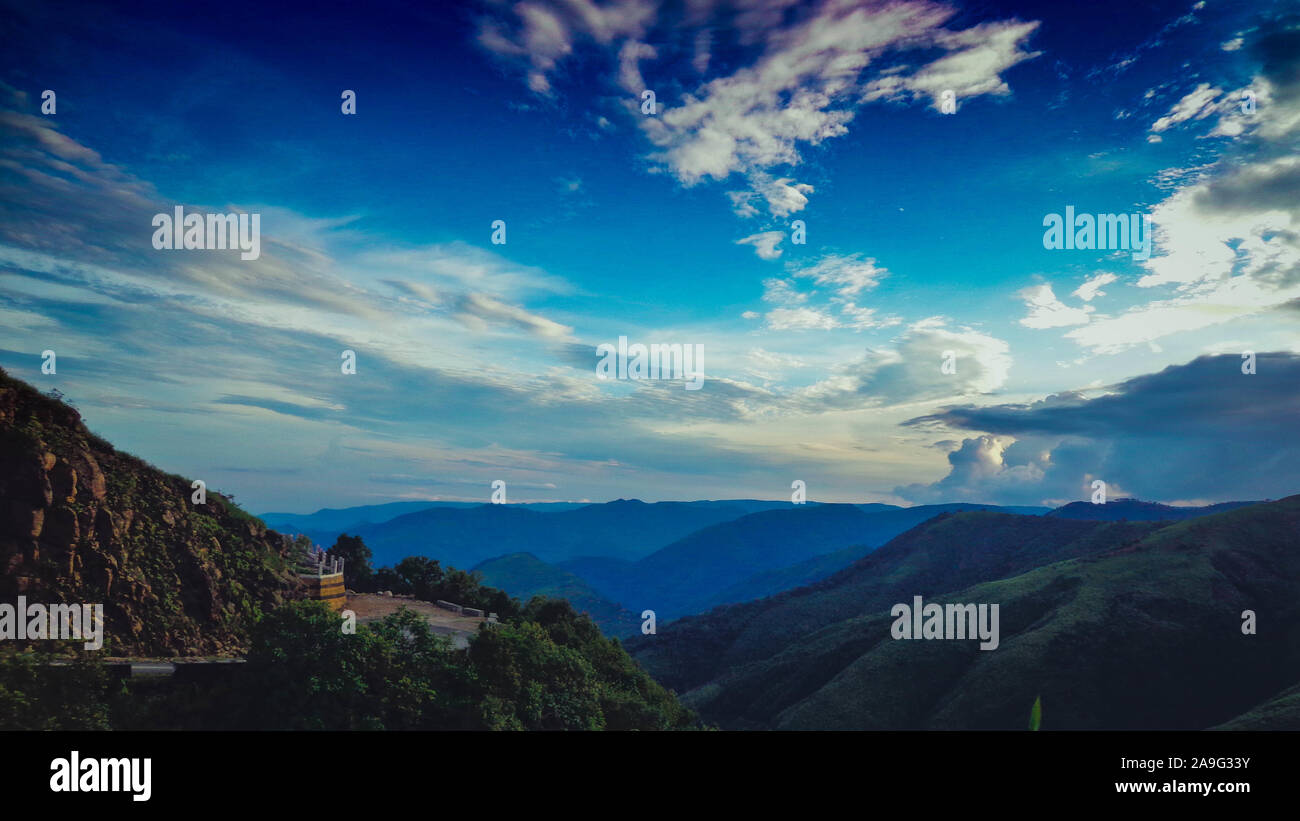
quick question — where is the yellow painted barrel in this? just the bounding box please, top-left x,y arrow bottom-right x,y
299,572 -> 346,611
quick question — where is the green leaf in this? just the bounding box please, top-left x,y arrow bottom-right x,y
1029,695 -> 1042,731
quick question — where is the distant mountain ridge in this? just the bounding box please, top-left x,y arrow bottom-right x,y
289,498 -> 930,571
259,499 -> 587,535
1047,498 -> 1256,521
341,499 -> 783,569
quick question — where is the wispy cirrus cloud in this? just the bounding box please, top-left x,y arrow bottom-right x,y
750,253 -> 895,330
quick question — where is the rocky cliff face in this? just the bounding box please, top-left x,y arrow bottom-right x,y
0,368 -> 301,656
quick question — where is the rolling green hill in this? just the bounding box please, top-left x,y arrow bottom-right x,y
627,511 -> 1161,693
1047,498 -> 1256,521
628,498 -> 1300,729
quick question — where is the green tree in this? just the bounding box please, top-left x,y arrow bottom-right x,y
467,621 -> 605,730
234,600 -> 473,730
328,533 -> 375,591
437,567 -> 482,605
394,555 -> 444,600
238,600 -> 400,729
372,566 -> 407,594
0,648 -> 114,730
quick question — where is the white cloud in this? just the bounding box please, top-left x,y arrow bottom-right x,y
750,173 -> 814,218
862,19 -> 1042,111
727,189 -> 759,218
762,276 -> 806,304
1018,283 -> 1094,329
837,301 -> 894,330
796,317 -> 1012,408
1150,75 -> 1298,143
478,0 -> 657,96
793,253 -> 887,298
452,292 -> 574,339
894,434 -> 1048,504
1150,82 -> 1223,133
737,230 -> 785,260
617,39 -> 657,93
1072,273 -> 1117,302
765,306 -> 838,330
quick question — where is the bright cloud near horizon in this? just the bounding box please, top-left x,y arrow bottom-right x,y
0,0 -> 1297,512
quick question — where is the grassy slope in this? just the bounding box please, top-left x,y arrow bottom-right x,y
1213,682 -> 1300,729
671,497 -> 1300,729
629,512 -> 1162,694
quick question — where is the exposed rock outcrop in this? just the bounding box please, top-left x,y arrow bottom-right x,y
0,368 -> 302,656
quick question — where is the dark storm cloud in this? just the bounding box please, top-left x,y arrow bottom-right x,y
896,353 -> 1300,504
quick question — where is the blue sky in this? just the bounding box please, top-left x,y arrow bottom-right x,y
1,0 -> 1297,511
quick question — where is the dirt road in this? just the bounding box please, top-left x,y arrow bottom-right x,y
345,593 -> 487,649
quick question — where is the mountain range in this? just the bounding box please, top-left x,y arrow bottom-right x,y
271,498 -> 1053,625
274,499 -> 803,569
273,495 -> 1269,639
